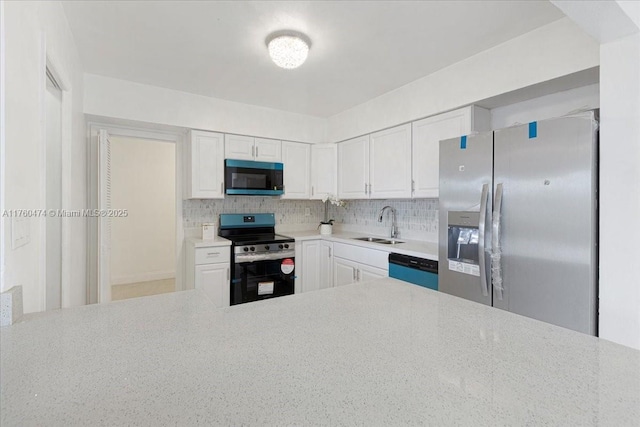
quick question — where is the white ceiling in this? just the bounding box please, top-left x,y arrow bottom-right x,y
62,1 -> 565,117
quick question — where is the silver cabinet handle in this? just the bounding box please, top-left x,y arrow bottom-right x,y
478,183 -> 490,297
311,186 -> 314,196
252,146 -> 255,158
356,269 -> 360,281
227,268 -> 230,281
256,146 -> 259,157
352,268 -> 356,281
411,180 -> 415,194
207,252 -> 220,256
368,184 -> 371,194
492,183 -> 504,300
364,182 -> 367,194
328,247 -> 332,258
220,182 -> 223,193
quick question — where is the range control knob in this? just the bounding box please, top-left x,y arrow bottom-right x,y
284,244 -> 290,249
265,245 -> 270,250
243,247 -> 249,252
278,244 -> 284,249
250,247 -> 255,252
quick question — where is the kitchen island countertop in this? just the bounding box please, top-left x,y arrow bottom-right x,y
281,230 -> 439,260
2,278 -> 639,426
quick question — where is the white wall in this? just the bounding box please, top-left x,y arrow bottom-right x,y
490,84 -> 600,129
84,74 -> 327,144
598,32 -> 640,350
327,18 -> 600,142
110,136 -> 176,285
3,1 -> 85,313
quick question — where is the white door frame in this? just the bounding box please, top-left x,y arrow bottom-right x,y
0,0 -> 6,293
87,122 -> 185,304
41,34 -> 73,310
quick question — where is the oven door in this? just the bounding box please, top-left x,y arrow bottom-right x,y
225,159 -> 284,196
231,252 -> 295,305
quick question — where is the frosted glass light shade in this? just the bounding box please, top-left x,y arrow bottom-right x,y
267,34 -> 310,69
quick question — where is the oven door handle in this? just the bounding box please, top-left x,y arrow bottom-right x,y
234,251 -> 295,263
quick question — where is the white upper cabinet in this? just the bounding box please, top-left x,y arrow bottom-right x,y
225,134 -> 282,162
186,130 -> 225,199
369,124 -> 412,199
412,106 -> 490,198
224,134 -> 255,160
281,141 -> 311,199
254,137 -> 282,162
338,135 -> 370,199
310,143 -> 337,200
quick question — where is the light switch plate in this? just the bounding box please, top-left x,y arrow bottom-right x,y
11,217 -> 30,250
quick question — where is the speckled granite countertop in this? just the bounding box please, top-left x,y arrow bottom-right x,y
185,236 -> 232,247
2,279 -> 639,426
281,230 -> 439,260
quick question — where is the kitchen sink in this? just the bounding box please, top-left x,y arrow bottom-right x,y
353,237 -> 405,245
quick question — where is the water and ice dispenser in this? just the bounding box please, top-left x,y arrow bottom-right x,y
447,211 -> 481,277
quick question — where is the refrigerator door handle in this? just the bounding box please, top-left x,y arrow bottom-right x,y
492,183 -> 504,300
478,183 -> 490,297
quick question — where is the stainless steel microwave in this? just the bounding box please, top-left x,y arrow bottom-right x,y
224,159 -> 284,196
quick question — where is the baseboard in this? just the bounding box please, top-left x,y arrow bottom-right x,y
111,271 -> 175,286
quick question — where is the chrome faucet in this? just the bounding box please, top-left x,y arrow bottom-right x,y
378,206 -> 399,238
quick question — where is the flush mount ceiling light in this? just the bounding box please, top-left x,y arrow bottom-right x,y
266,31 -> 311,69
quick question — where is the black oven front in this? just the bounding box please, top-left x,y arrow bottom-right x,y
231,252 -> 295,305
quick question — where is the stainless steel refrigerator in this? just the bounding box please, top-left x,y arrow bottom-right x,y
438,111 -> 598,335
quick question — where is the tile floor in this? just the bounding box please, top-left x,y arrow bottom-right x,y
111,278 -> 175,301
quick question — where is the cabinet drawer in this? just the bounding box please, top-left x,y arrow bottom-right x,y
195,246 -> 230,265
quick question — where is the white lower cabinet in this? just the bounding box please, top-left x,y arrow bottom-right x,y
333,257 -> 359,287
195,263 -> 229,308
358,264 -> 388,282
333,257 -> 387,286
186,242 -> 230,308
299,239 -> 334,293
319,241 -> 333,290
332,242 -> 388,286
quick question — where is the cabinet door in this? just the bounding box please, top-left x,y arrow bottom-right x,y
412,108 -> 473,198
319,241 -> 334,289
187,130 -> 225,199
281,141 -> 311,199
338,135 -> 370,199
301,240 -> 320,293
333,257 -> 358,287
255,137 -> 282,162
358,264 -> 388,283
194,263 -> 230,308
225,134 -> 255,160
311,144 -> 337,200
370,124 -> 412,199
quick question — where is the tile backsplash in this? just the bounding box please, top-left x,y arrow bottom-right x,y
329,199 -> 439,242
183,197 -> 325,232
184,197 -> 439,242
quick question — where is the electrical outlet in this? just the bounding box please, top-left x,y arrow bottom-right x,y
304,208 -> 311,217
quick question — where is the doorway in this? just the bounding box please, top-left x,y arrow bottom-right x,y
108,136 -> 176,301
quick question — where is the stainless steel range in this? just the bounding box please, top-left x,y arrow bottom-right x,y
219,213 -> 295,305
